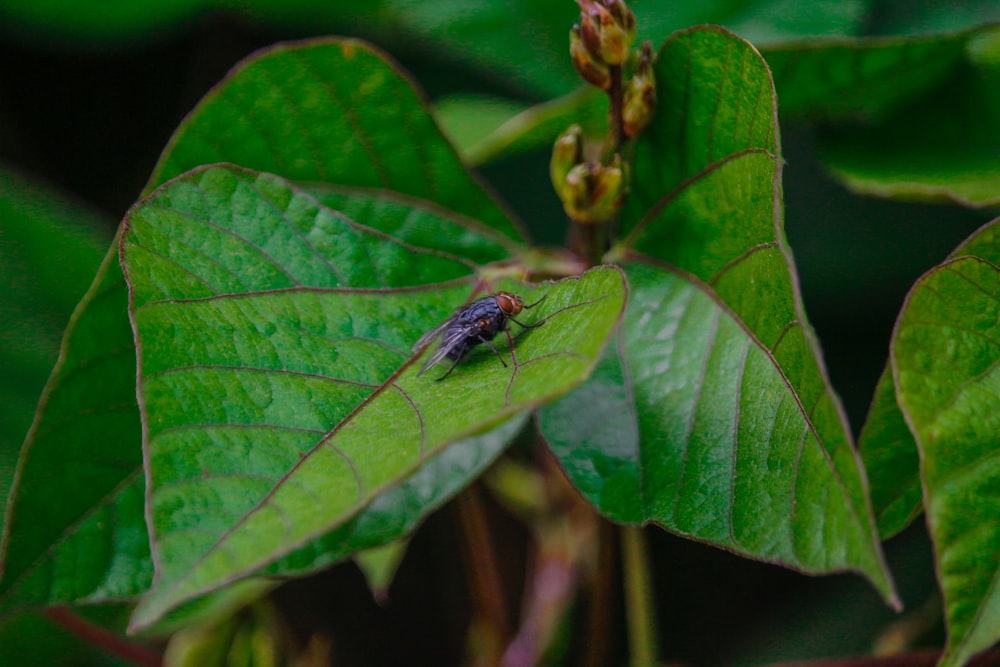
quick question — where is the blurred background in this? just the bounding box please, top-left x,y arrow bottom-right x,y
1,1 -> 997,664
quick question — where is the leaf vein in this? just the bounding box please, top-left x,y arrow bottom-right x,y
145,364 -> 381,389
728,337 -> 752,550
671,302 -> 720,522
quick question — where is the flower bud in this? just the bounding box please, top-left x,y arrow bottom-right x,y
604,0 -> 636,34
560,155 -> 625,224
570,25 -> 611,90
623,41 -> 656,137
550,125 -> 584,199
577,0 -> 636,66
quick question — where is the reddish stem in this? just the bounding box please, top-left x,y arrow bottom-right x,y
44,606 -> 162,667
607,64 -> 625,155
454,483 -> 513,661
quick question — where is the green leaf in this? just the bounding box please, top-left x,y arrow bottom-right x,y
856,368 -> 923,539
434,95 -> 531,159
818,26 -> 1000,207
1,36 -> 526,614
0,168 -> 113,605
542,26 -> 895,602
434,88 -> 609,167
121,164 -> 626,629
0,608 -> 127,666
151,38 -> 523,243
141,411 -> 529,637
761,26 -> 1000,207
144,578 -> 277,639
892,218 -> 1000,667
0,167 -> 109,510
0,169 -> 109,390
299,0 -> 870,97
261,412 -> 528,580
873,0 -> 1000,36
619,27 -> 777,241
764,32 -> 970,123
545,263 -> 891,577
354,541 -> 409,601
0,236 -> 151,613
302,186 -> 516,267
0,0 -> 870,96
859,219 -> 1000,542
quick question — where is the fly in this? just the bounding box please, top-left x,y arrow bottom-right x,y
414,291 -> 546,381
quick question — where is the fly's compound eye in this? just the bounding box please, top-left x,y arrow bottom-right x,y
495,292 -> 524,316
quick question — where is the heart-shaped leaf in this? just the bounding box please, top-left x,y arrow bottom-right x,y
541,26 -> 895,602
546,263 -> 890,572
860,218 -> 1000,541
889,218 -> 1000,667
0,36 -> 528,615
121,164 -> 626,629
142,409 -> 531,637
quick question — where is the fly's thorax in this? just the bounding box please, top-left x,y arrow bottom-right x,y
495,292 -> 524,316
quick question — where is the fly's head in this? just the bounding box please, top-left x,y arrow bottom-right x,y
495,292 -> 524,316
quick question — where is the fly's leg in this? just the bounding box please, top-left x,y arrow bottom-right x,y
436,337 -> 509,381
509,316 -> 544,347
510,294 -> 547,331
508,316 -> 543,330
436,352 -> 465,381
479,336 -> 509,368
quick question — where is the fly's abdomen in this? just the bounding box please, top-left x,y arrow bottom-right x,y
444,338 -> 472,361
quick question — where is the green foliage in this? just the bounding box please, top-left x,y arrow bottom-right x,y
122,164 -> 626,627
807,27 -> 1000,207
0,0 -> 873,94
2,2 -> 1000,666
891,222 -> 1000,667
541,27 -> 893,599
858,368 -> 923,539
0,167 -> 108,535
857,219 -> 1000,665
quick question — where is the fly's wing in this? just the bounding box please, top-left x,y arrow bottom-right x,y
412,317 -> 452,353
417,322 -> 474,375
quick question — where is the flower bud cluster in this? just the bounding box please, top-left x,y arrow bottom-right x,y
555,0 -> 654,224
550,125 -> 625,224
570,0 -> 655,136
622,40 -> 656,137
575,0 -> 636,66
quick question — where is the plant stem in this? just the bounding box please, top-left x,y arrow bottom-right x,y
621,526 -> 658,667
578,221 -> 608,268
44,607 -> 163,667
580,518 -> 615,667
576,61 -> 624,268
607,64 -> 626,156
454,482 -> 512,662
